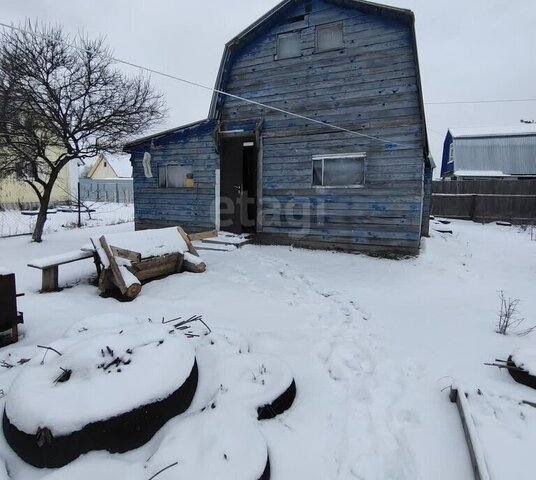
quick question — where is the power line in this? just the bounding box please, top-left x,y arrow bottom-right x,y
0,20 -> 422,150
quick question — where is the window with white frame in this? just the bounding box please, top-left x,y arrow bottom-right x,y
277,31 -> 302,59
312,153 -> 366,187
159,164 -> 193,188
316,21 -> 344,52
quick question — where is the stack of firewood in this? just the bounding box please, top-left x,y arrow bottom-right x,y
96,227 -> 208,300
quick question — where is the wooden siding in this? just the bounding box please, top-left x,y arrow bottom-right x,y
218,0 -> 426,252
130,121 -> 219,232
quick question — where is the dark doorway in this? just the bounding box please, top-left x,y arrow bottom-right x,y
220,138 -> 258,235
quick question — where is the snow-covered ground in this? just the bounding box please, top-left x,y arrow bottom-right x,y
0,203 -> 134,238
0,219 -> 535,479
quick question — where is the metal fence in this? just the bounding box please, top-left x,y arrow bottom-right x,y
432,180 -> 536,224
79,178 -> 133,204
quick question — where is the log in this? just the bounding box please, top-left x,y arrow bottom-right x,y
130,253 -> 184,281
98,269 -> 115,292
118,266 -> 142,299
178,227 -> 206,273
99,236 -> 141,300
183,252 -> 207,274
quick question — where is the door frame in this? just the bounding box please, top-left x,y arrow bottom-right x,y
217,133 -> 261,234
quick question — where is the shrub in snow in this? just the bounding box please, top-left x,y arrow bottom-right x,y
3,325 -> 198,468
496,291 -> 534,336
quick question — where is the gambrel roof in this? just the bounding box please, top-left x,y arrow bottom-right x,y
125,0 -> 429,161
208,0 -> 428,158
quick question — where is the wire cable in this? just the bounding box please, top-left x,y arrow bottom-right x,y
0,20 -> 423,150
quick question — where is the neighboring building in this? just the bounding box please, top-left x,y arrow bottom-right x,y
0,147 -> 78,208
125,0 -> 431,254
84,153 -> 132,180
79,154 -> 133,204
441,125 -> 536,180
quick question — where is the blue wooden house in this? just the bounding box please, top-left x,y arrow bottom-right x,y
125,0 -> 432,254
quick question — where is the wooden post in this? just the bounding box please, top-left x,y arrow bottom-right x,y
42,266 -> 59,292
77,182 -> 81,228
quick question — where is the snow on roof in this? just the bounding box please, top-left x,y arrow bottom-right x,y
450,125 -> 536,139
454,170 -> 511,177
106,154 -> 132,178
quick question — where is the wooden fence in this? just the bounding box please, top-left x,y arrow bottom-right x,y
79,178 -> 133,204
432,180 -> 536,224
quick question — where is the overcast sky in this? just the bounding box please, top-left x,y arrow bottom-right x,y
2,0 -> 536,169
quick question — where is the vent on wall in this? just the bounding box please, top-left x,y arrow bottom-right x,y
284,14 -> 306,24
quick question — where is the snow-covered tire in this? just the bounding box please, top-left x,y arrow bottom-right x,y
3,329 -> 198,468
257,378 -> 297,420
216,354 -> 296,420
147,408 -> 270,480
3,360 -> 197,468
507,355 -> 536,390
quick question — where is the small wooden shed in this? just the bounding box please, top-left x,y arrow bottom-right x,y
125,0 -> 432,254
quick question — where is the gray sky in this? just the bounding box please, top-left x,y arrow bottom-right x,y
2,0 -> 536,169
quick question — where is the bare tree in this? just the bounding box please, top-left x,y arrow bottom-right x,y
0,22 -> 165,241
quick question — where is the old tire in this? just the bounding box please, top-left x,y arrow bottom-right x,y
507,355 -> 536,390
3,361 -> 198,468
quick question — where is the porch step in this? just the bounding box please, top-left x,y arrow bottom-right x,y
193,232 -> 252,252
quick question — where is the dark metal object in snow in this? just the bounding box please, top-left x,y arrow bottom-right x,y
0,273 -> 24,345
3,361 -> 198,468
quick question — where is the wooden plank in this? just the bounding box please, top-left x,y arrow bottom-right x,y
130,253 -> 184,281
28,250 -> 94,269
449,388 -> 491,480
254,232 -> 419,255
99,236 -> 141,299
177,226 -> 200,257
188,230 -> 218,242
110,246 -> 142,263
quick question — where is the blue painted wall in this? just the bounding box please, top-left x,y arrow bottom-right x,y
127,0 -> 428,253
216,0 -> 427,252
128,120 -> 218,232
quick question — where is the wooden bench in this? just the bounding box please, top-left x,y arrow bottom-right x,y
0,273 -> 24,344
28,250 -> 97,292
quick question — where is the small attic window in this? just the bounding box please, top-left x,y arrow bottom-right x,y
316,21 -> 344,52
276,31 -> 301,59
